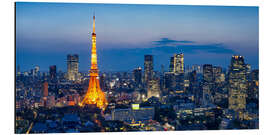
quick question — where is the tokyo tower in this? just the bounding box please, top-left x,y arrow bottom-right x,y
79,14 -> 108,110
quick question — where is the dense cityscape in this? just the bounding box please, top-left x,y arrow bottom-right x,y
15,51 -> 259,133
15,3 -> 258,134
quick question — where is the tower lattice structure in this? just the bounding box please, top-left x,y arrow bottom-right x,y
80,14 -> 108,110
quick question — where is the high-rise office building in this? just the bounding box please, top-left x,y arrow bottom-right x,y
191,65 -> 202,74
49,65 -> 57,81
170,53 -> 184,74
246,64 -> 251,75
174,73 -> 185,94
34,65 -> 40,76
164,72 -> 175,94
160,64 -> 165,93
144,55 -> 153,84
30,65 -> 40,77
163,72 -> 185,95
188,71 -> 197,93
228,55 -> 247,113
133,67 -> 142,86
169,57 -> 174,72
67,54 -> 79,81
203,64 -> 214,83
188,70 -> 201,105
202,64 -> 215,105
250,69 -> 259,82
147,78 -> 161,99
248,69 -> 259,100
174,53 -> 184,73
213,66 -> 224,84
99,73 -> 106,90
202,84 -> 213,105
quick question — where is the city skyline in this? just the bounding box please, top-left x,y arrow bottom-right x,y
15,2 -> 259,133
16,2 -> 258,72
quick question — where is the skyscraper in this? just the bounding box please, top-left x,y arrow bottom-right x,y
160,64 -> 165,94
246,64 -> 251,75
30,65 -> 40,77
147,78 -> 161,99
133,67 -> 142,86
67,54 -> 79,81
173,53 -> 184,74
169,57 -> 174,72
247,69 -> 259,100
202,64 -> 214,105
192,65 -> 202,74
49,65 -> 57,82
80,14 -> 108,110
203,64 -> 214,83
228,55 -> 248,113
174,73 -> 185,94
188,71 -> 197,93
213,66 -> 224,84
169,53 -> 185,74
34,65 -> 40,76
99,73 -> 106,90
188,70 -> 200,105
144,55 -> 153,84
164,72 -> 175,94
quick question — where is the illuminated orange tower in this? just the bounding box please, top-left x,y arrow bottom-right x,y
80,14 -> 108,110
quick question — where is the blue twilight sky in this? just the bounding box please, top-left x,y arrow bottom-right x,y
16,2 -> 259,72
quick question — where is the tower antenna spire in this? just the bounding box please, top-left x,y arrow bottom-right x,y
93,11 -> 95,33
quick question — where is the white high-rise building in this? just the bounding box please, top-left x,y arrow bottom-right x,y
170,53 -> 184,74
67,54 -> 80,81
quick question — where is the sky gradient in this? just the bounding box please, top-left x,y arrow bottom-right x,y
16,2 -> 259,72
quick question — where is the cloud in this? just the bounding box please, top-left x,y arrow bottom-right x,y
151,38 -> 235,54
153,38 -> 195,46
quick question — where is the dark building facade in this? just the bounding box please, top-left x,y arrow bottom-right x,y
133,67 -> 142,86
203,64 -> 214,83
144,55 -> 153,84
49,65 -> 57,82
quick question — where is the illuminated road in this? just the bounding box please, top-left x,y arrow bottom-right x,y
26,111 -> 37,134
